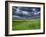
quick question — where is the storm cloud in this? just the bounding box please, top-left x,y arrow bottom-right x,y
12,6 -> 40,20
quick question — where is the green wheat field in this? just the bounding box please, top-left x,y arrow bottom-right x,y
12,19 -> 40,30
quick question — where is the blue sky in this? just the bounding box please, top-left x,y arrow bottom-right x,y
12,6 -> 40,20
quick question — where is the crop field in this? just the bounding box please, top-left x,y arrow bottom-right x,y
12,19 -> 40,30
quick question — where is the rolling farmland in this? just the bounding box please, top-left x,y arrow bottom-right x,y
12,19 -> 40,30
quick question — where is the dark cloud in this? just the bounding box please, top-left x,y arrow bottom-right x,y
12,6 -> 40,20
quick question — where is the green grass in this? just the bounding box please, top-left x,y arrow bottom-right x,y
12,19 -> 40,30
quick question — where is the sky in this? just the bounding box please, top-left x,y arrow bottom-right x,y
12,6 -> 40,20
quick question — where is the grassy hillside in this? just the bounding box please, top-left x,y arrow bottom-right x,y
12,19 -> 40,30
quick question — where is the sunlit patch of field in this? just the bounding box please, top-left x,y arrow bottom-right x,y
12,19 -> 40,30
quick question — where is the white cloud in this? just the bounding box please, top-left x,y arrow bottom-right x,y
32,8 -> 36,11
13,15 -> 27,19
22,11 -> 29,15
15,8 -> 21,14
34,11 -> 40,15
13,15 -> 20,18
15,8 -> 29,16
34,12 -> 37,15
